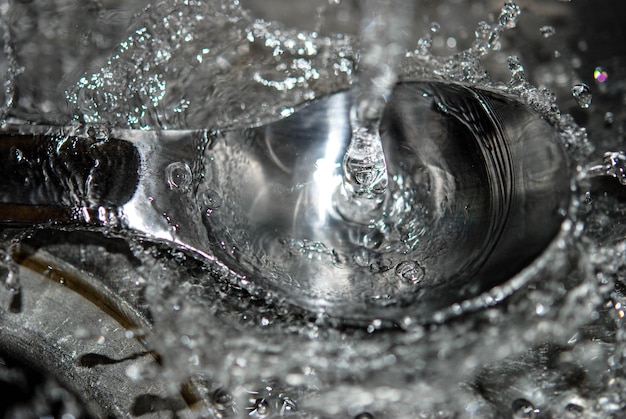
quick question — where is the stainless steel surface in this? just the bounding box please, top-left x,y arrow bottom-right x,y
1,81 -> 571,324
0,243 -> 191,417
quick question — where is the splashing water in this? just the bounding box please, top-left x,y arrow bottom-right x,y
339,0 -> 413,219
587,151 -> 626,185
2,0 -> 626,417
572,82 -> 592,109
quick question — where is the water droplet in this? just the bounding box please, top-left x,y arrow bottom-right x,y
86,125 -> 110,140
1,248 -> 20,293
9,147 -> 23,163
604,111 -> 615,126
354,413 -> 374,419
279,395 -> 297,414
126,361 -> 158,382
475,21 -> 491,41
415,34 -> 433,57
511,399 -> 539,419
342,128 -> 389,199
564,403 -> 584,418
363,230 -> 384,250
165,161 -> 193,191
540,25 -> 556,38
571,83 -> 592,108
594,66 -> 608,83
499,2 -> 521,29
280,107 -> 295,117
202,189 -> 222,217
249,398 -> 269,417
395,261 -> 425,285
212,389 -> 234,413
507,55 -> 526,87
602,152 -> 626,185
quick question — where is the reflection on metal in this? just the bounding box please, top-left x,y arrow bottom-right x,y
0,82 -> 571,325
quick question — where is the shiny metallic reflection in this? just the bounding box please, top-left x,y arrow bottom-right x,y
201,81 -> 571,323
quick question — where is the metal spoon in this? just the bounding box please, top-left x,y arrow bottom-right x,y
0,82 -> 572,325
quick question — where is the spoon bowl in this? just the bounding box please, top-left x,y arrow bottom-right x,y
0,82 -> 572,325
203,81 -> 571,323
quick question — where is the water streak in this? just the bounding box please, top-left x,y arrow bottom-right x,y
339,0 -> 414,219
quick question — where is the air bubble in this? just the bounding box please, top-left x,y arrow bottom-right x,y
430,22 -> 441,33
165,161 -> 193,191
571,83 -> 592,109
604,111 -> 615,126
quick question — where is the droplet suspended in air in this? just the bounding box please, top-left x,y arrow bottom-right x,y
539,25 -> 556,38
499,2 -> 521,29
603,151 -> 626,185
571,83 -> 592,109
586,151 -> 626,185
507,55 -> 526,87
594,66 -> 608,83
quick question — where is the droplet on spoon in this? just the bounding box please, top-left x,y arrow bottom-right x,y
165,161 -> 193,191
395,260 -> 424,285
511,398 -> 539,419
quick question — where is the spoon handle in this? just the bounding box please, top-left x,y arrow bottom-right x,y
0,132 -> 141,224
